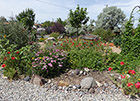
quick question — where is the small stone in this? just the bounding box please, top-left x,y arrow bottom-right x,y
80,71 -> 83,75
84,68 -> 90,72
83,72 -> 87,75
73,85 -> 77,89
30,74 -> 44,86
47,79 -> 51,83
88,88 -> 95,93
74,69 -> 80,75
19,75 -> 25,80
80,77 -> 97,89
96,81 -> 103,87
24,76 -> 30,81
58,81 -> 69,87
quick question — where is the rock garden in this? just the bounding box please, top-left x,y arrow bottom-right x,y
0,5 -> 140,101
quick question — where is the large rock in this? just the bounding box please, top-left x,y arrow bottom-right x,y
80,77 -> 97,89
30,74 -> 44,86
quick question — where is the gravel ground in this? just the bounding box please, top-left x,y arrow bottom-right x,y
0,77 -> 139,101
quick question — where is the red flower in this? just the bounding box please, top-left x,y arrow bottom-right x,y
72,43 -> 74,45
16,51 -> 19,54
2,64 -> 6,68
78,44 -> 81,46
108,67 -> 112,71
91,43 -> 93,45
61,44 -> 63,46
120,62 -> 124,65
11,57 -> 15,60
3,56 -> 7,60
128,70 -> 136,74
76,45 -> 78,47
84,42 -> 86,44
64,41 -> 66,42
127,83 -> 133,87
104,43 -> 107,46
121,75 -> 125,79
7,52 -> 10,54
135,82 -> 140,89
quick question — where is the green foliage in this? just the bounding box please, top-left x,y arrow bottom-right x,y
49,32 -> 59,39
92,28 -> 115,42
96,6 -> 126,33
56,18 -> 67,26
0,20 -> 32,49
42,21 -> 54,28
32,49 -> 68,78
121,69 -> 140,96
16,8 -> 35,31
68,5 -> 89,38
68,48 -> 106,71
112,35 -> 122,46
121,6 -> 140,57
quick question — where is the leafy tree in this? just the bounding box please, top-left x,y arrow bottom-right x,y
96,6 -> 126,34
42,21 -> 54,28
0,16 -> 7,22
16,8 -> 35,31
56,18 -> 67,26
68,5 -> 89,39
51,22 -> 65,34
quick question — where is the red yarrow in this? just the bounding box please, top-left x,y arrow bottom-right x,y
11,57 -> 15,60
2,64 -> 6,68
120,62 -> 124,65
127,83 -> 133,87
135,82 -> 140,89
16,51 -> 19,54
108,67 -> 112,71
128,70 -> 136,74
7,52 -> 10,54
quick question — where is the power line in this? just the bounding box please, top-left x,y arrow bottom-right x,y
35,0 -> 70,10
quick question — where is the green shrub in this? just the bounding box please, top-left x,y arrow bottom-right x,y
0,20 -> 33,49
32,49 -> 68,78
49,32 -> 59,39
68,48 -> 106,71
92,28 -> 115,42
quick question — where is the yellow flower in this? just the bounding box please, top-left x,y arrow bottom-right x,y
32,57 -> 35,60
125,71 -> 128,74
39,57 -> 42,59
122,72 -> 124,74
42,58 -> 44,60
138,79 -> 140,81
4,35 -> 6,38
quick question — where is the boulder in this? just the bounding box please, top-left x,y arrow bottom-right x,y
30,74 -> 44,86
80,77 -> 97,89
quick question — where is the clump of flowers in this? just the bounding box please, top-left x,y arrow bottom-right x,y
32,49 -> 68,78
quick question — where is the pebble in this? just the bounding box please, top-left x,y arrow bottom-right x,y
0,77 -> 139,101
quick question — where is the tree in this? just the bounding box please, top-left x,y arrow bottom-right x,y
56,18 -> 67,26
0,16 -> 7,22
42,20 -> 54,28
16,8 -> 35,31
51,22 -> 65,34
96,6 -> 126,34
68,5 -> 89,39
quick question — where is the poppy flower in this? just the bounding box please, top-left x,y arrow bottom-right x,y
128,70 -> 136,74
120,62 -> 124,65
121,75 -> 125,79
11,57 -> 15,60
127,83 -> 133,87
108,67 -> 112,71
16,51 -> 19,54
61,44 -> 63,46
91,43 -> 93,45
7,52 -> 10,54
2,64 -> 6,68
135,82 -> 140,89
72,43 -> 74,45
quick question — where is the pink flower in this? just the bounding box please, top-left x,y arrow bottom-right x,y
135,82 -> 140,89
127,83 -> 133,87
48,63 -> 53,67
59,64 -> 62,67
120,62 -> 124,65
128,70 -> 136,74
51,60 -> 54,63
108,67 -> 112,71
121,75 -> 125,79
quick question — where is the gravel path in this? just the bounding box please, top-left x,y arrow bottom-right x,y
0,77 -> 139,101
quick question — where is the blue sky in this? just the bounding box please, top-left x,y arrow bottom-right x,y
0,0 -> 140,23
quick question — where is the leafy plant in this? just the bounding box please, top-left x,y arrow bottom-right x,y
32,49 -> 68,78
68,5 -> 89,39
51,22 -> 65,34
16,8 -> 35,31
49,32 -> 59,39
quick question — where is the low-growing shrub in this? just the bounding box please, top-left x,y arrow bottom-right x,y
49,32 -> 59,39
68,48 -> 106,71
32,49 -> 68,78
